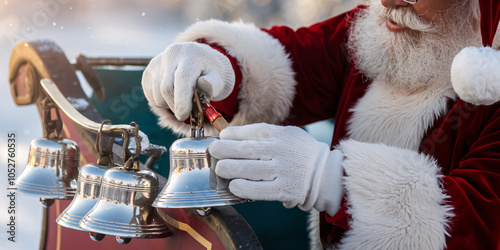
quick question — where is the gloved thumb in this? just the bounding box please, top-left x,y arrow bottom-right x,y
197,73 -> 224,101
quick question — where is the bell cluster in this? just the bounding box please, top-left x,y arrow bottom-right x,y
15,121 -> 244,244
14,77 -> 246,244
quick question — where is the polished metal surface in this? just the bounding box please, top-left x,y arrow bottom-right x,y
77,56 -> 151,66
16,138 -> 79,200
56,163 -> 108,231
79,167 -> 170,239
40,79 -> 135,137
153,136 -> 244,208
40,79 -> 167,158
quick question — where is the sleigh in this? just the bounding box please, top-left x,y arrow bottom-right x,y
8,40 -> 312,250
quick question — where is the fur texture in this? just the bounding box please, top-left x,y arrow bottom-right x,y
153,20 -> 296,136
347,81 -> 457,151
308,209 -> 322,250
337,139 -> 454,250
451,46 -> 500,105
150,14 -> 459,250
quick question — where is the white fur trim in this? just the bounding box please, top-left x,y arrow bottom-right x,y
337,140 -> 453,250
451,46 -> 500,106
308,209 -> 322,250
154,20 -> 296,135
347,82 -> 456,151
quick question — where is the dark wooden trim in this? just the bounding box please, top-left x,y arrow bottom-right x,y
39,206 -> 48,250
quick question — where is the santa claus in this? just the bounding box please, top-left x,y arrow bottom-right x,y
142,0 -> 500,249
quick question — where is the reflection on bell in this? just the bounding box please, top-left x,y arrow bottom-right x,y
153,136 -> 244,208
16,138 -> 80,205
79,167 -> 171,242
56,163 -> 107,233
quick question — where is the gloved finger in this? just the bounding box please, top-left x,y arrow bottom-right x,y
142,58 -> 167,108
282,201 -> 298,209
173,64 -> 200,121
196,75 -> 214,99
219,123 -> 276,141
215,159 -> 276,181
228,179 -> 281,201
209,140 -> 273,160
159,63 -> 176,110
197,72 -> 225,101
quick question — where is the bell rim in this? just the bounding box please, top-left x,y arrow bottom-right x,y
56,196 -> 100,230
153,189 -> 245,208
79,215 -> 171,238
16,180 -> 76,198
56,212 -> 85,231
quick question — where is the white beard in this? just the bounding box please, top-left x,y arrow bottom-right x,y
347,0 -> 481,93
345,0 -> 481,150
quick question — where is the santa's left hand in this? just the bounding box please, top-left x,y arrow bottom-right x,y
209,123 -> 345,215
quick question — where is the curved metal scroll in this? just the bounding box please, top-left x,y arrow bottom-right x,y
40,79 -> 134,137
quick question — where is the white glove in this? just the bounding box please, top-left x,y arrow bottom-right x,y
142,42 -> 236,121
209,123 -> 345,216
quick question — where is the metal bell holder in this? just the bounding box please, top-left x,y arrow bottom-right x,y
16,97 -> 80,207
79,123 -> 171,244
56,120 -> 116,241
153,89 -> 244,212
35,79 -> 170,244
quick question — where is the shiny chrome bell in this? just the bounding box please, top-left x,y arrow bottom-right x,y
56,163 -> 107,232
153,127 -> 244,208
79,122 -> 170,243
16,138 -> 80,206
57,120 -> 115,236
79,166 -> 171,242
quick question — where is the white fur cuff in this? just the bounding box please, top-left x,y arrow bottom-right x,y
154,20 -> 297,135
337,139 -> 453,249
451,46 -> 500,106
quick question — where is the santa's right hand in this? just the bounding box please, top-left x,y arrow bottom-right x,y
141,42 -> 236,121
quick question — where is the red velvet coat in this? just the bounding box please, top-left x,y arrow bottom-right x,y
205,6 -> 500,249
159,4 -> 500,249
259,8 -> 500,249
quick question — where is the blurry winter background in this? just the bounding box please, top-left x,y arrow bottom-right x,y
0,0 -> 360,249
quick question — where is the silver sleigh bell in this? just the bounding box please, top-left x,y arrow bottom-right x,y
16,138 -> 80,206
153,89 -> 244,210
57,121 -> 115,241
79,123 -> 171,244
57,163 -> 108,241
16,98 -> 79,207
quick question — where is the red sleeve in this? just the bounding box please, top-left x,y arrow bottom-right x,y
206,43 -> 242,120
407,101 -> 500,248
195,7 -> 365,126
440,104 -> 500,249
262,7 -> 364,126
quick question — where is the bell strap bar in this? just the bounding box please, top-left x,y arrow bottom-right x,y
73,56 -> 151,67
41,78 -> 134,137
40,78 -> 167,158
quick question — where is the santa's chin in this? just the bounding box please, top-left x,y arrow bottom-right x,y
385,18 -> 409,32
